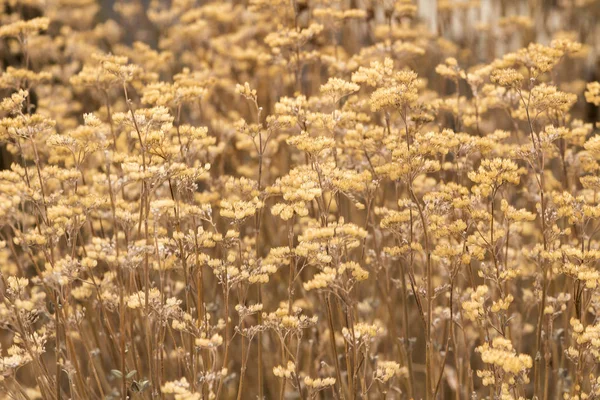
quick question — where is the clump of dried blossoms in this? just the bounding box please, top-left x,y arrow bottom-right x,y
1,0 -> 600,399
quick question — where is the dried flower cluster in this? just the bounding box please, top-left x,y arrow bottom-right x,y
0,0 -> 600,399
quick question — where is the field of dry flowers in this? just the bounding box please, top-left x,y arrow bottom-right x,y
1,0 -> 600,399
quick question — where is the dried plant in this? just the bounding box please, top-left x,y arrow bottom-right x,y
0,0 -> 600,399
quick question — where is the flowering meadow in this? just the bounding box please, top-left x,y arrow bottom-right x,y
1,0 -> 600,399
